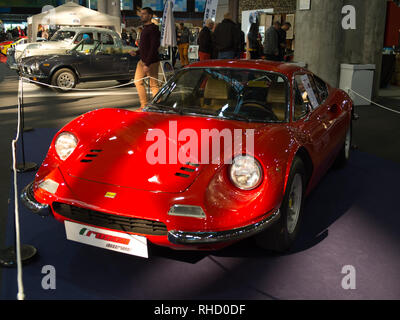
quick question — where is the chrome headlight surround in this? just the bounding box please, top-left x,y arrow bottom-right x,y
30,61 -> 40,72
55,132 -> 78,161
229,155 -> 263,191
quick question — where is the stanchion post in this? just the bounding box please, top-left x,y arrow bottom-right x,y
1,78 -> 38,273
15,77 -> 37,173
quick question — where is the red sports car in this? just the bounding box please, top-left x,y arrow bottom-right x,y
21,60 -> 353,257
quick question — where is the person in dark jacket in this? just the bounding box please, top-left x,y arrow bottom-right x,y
198,19 -> 214,61
130,7 -> 161,108
277,22 -> 291,61
263,21 -> 281,61
212,13 -> 240,59
246,23 -> 262,59
177,22 -> 190,66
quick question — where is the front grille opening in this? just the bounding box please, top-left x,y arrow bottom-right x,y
52,202 -> 167,236
80,159 -> 92,163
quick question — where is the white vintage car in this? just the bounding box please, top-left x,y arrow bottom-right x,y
16,26 -> 134,61
13,37 -> 47,61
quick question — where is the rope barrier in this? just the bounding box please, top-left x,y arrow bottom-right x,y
348,88 -> 400,115
20,75 -> 165,91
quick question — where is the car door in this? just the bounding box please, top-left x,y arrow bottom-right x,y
290,73 -> 333,182
110,35 -> 131,76
91,32 -> 123,78
313,75 -> 348,162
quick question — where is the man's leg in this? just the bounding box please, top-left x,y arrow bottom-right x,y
148,61 -> 160,98
134,60 -> 148,108
183,43 -> 189,65
178,44 -> 184,66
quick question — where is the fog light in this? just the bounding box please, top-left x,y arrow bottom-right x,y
38,179 -> 59,194
168,205 -> 206,219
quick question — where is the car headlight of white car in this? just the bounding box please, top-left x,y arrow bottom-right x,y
55,132 -> 78,161
229,155 -> 263,190
31,62 -> 40,72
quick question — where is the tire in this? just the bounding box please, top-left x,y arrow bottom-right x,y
255,157 -> 306,253
334,122 -> 352,168
51,68 -> 77,92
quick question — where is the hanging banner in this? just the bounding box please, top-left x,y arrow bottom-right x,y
160,0 -> 176,47
203,0 -> 219,25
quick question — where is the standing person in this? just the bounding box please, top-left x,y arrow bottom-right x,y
41,27 -> 49,40
197,19 -> 214,61
176,22 -> 190,66
277,22 -> 291,61
263,21 -> 281,61
212,13 -> 240,59
246,23 -> 262,59
237,23 -> 245,59
130,7 -> 161,108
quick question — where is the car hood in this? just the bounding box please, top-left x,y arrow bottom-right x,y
21,53 -> 73,65
63,109 -> 268,193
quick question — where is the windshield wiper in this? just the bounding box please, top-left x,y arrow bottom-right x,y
180,107 -> 252,122
144,103 -> 180,113
180,107 -> 217,117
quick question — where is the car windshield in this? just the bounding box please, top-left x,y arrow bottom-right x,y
149,68 -> 288,123
50,30 -> 76,41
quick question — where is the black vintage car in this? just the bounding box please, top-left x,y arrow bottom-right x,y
19,39 -> 140,91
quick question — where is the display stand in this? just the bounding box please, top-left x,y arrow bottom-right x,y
0,245 -> 37,267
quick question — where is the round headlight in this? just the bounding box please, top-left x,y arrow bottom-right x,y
55,132 -> 77,161
229,155 -> 263,190
31,62 -> 40,71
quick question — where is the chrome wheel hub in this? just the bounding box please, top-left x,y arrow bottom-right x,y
57,72 -> 74,90
287,174 -> 302,234
345,126 -> 351,160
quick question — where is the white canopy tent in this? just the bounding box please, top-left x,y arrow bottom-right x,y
27,1 -> 121,42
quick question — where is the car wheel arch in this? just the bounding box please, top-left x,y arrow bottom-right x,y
50,65 -> 79,83
283,146 -> 313,196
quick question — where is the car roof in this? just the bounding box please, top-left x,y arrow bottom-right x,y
187,59 -> 308,78
57,26 -> 116,33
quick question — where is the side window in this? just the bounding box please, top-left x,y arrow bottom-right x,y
75,32 -> 94,44
293,81 -> 309,121
101,33 -> 114,45
313,75 -> 329,102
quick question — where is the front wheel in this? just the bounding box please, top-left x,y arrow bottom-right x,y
51,68 -> 77,92
255,157 -> 306,252
334,122 -> 352,168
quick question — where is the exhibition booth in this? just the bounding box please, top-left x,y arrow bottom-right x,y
27,2 -> 121,42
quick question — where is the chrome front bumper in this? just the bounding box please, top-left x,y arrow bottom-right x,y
168,208 -> 281,245
20,182 -> 50,216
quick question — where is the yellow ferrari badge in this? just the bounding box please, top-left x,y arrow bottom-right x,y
104,192 -> 117,199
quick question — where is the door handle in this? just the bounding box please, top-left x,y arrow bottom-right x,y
121,57 -> 128,60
